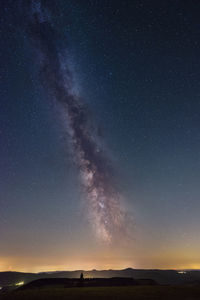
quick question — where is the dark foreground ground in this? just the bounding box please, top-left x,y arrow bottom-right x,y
1,286 -> 200,300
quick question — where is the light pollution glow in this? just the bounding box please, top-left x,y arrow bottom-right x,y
1,246 -> 200,272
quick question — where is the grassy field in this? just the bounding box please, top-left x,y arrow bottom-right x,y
1,285 -> 200,300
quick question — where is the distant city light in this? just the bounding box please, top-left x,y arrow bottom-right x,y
177,271 -> 186,274
15,281 -> 24,286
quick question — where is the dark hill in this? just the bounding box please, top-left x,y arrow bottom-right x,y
18,277 -> 152,290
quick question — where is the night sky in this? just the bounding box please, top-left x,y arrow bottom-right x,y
1,0 -> 200,272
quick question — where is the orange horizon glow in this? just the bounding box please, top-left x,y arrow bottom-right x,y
1,245 -> 200,273
1,266 -> 200,273
1,260 -> 200,273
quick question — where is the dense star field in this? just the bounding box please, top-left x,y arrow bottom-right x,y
1,0 -> 200,271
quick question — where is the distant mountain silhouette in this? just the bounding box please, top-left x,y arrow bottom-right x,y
1,269 -> 200,287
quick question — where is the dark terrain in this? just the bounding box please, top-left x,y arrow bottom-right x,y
1,285 -> 200,300
1,269 -> 200,299
1,268 -> 200,287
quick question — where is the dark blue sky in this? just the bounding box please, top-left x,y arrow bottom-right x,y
1,0 -> 200,271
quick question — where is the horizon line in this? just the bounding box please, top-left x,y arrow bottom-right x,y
1,268 -> 200,273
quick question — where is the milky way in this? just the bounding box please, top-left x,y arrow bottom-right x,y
27,1 -> 130,244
